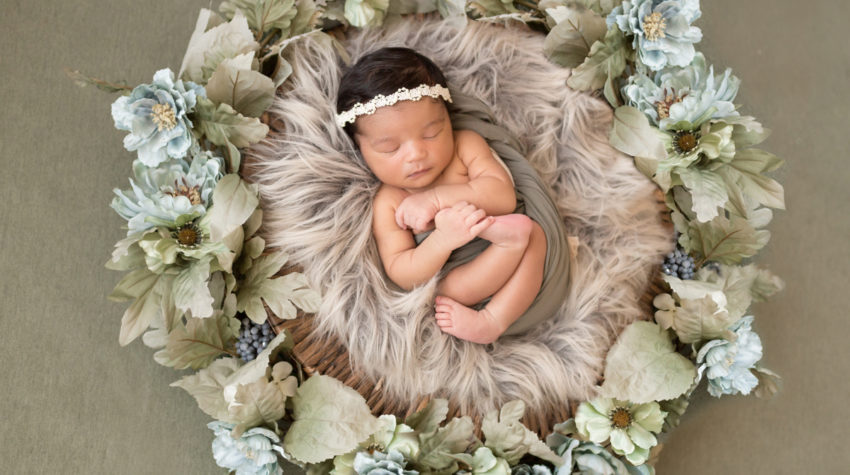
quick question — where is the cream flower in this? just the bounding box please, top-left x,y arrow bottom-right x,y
574,398 -> 666,465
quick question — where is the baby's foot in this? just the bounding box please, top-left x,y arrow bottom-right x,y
478,214 -> 532,249
434,295 -> 504,344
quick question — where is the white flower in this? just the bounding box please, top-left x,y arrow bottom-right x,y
575,398 -> 666,465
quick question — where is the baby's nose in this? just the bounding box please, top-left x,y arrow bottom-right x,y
404,140 -> 427,161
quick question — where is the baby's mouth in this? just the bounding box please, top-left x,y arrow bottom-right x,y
407,168 -> 431,179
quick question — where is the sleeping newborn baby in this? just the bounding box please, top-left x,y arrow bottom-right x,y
336,47 -> 546,344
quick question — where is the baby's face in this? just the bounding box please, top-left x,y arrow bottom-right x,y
354,97 -> 454,192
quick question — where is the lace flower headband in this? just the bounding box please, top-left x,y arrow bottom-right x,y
336,83 -> 452,128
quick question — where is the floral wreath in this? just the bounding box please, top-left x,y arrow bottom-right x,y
70,0 -> 785,473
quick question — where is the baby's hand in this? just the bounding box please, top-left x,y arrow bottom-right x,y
432,201 -> 494,250
395,191 -> 440,233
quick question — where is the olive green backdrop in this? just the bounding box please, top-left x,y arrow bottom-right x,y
1,0 -> 846,473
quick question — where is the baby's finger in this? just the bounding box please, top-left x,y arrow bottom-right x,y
465,209 -> 487,225
469,216 -> 495,236
452,200 -> 469,211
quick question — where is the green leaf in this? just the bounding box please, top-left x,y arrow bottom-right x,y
609,106 -> 668,161
685,212 -> 770,265
206,58 -> 277,118
171,357 -> 241,420
227,361 -> 299,437
717,148 -> 785,210
653,290 -> 736,344
675,167 -> 728,223
225,330 -> 294,390
291,0 -> 322,35
694,263 -> 784,319
237,253 -> 319,323
659,394 -> 690,433
108,268 -> 158,302
468,0 -> 518,17
417,416 -> 478,471
405,399 -> 449,437
171,256 -> 214,319
566,26 -> 627,92
285,375 -> 380,464
179,9 -> 259,84
106,236 -> 146,271
63,68 -> 132,93
481,400 -> 563,466
153,313 -> 239,369
118,273 -> 165,346
543,5 -> 606,68
194,96 -> 270,149
753,365 -> 782,399
220,0 -> 299,34
722,115 -> 770,149
599,321 -> 696,403
205,174 -> 260,242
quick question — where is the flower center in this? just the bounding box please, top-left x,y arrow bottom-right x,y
151,103 -> 177,132
642,12 -> 667,42
675,132 -> 698,153
610,407 -> 633,429
173,223 -> 202,248
167,179 -> 202,205
655,90 -> 684,120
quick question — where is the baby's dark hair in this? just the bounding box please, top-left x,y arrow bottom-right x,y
336,47 -> 449,137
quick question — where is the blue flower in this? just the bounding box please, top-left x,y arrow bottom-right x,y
111,150 -> 224,237
623,52 -> 741,130
607,0 -> 702,71
208,421 -> 286,475
697,316 -> 763,397
352,450 -> 417,474
111,68 -> 205,166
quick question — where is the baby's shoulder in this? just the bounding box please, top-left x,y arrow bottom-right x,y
453,129 -> 488,151
374,184 -> 408,210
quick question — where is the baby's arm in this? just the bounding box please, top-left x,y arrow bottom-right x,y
374,187 -> 492,291
395,130 -> 516,231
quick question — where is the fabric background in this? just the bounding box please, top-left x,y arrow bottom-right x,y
0,0 -> 845,473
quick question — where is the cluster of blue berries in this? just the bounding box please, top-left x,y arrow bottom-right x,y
662,246 -> 696,280
235,318 -> 274,362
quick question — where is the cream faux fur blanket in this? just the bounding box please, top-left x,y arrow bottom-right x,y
247,16 -> 673,417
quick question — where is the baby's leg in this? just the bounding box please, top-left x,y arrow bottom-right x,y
435,222 -> 546,344
438,214 -> 533,306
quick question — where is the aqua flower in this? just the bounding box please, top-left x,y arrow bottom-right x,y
697,316 -> 763,397
547,420 -> 654,475
111,151 -> 224,238
111,68 -> 205,166
208,421 -> 286,475
343,0 -> 389,27
623,53 -> 740,130
574,399 -> 665,466
352,450 -> 417,475
607,0 -> 702,71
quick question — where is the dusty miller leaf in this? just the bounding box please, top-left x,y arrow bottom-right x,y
227,361 -> 299,437
405,399 -> 450,437
481,400 -> 563,466
416,416 -> 478,471
600,321 -> 696,403
173,255 -> 215,319
284,375 -> 380,464
676,166 -> 728,223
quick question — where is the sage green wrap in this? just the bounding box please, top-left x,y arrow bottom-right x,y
414,91 -> 571,336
